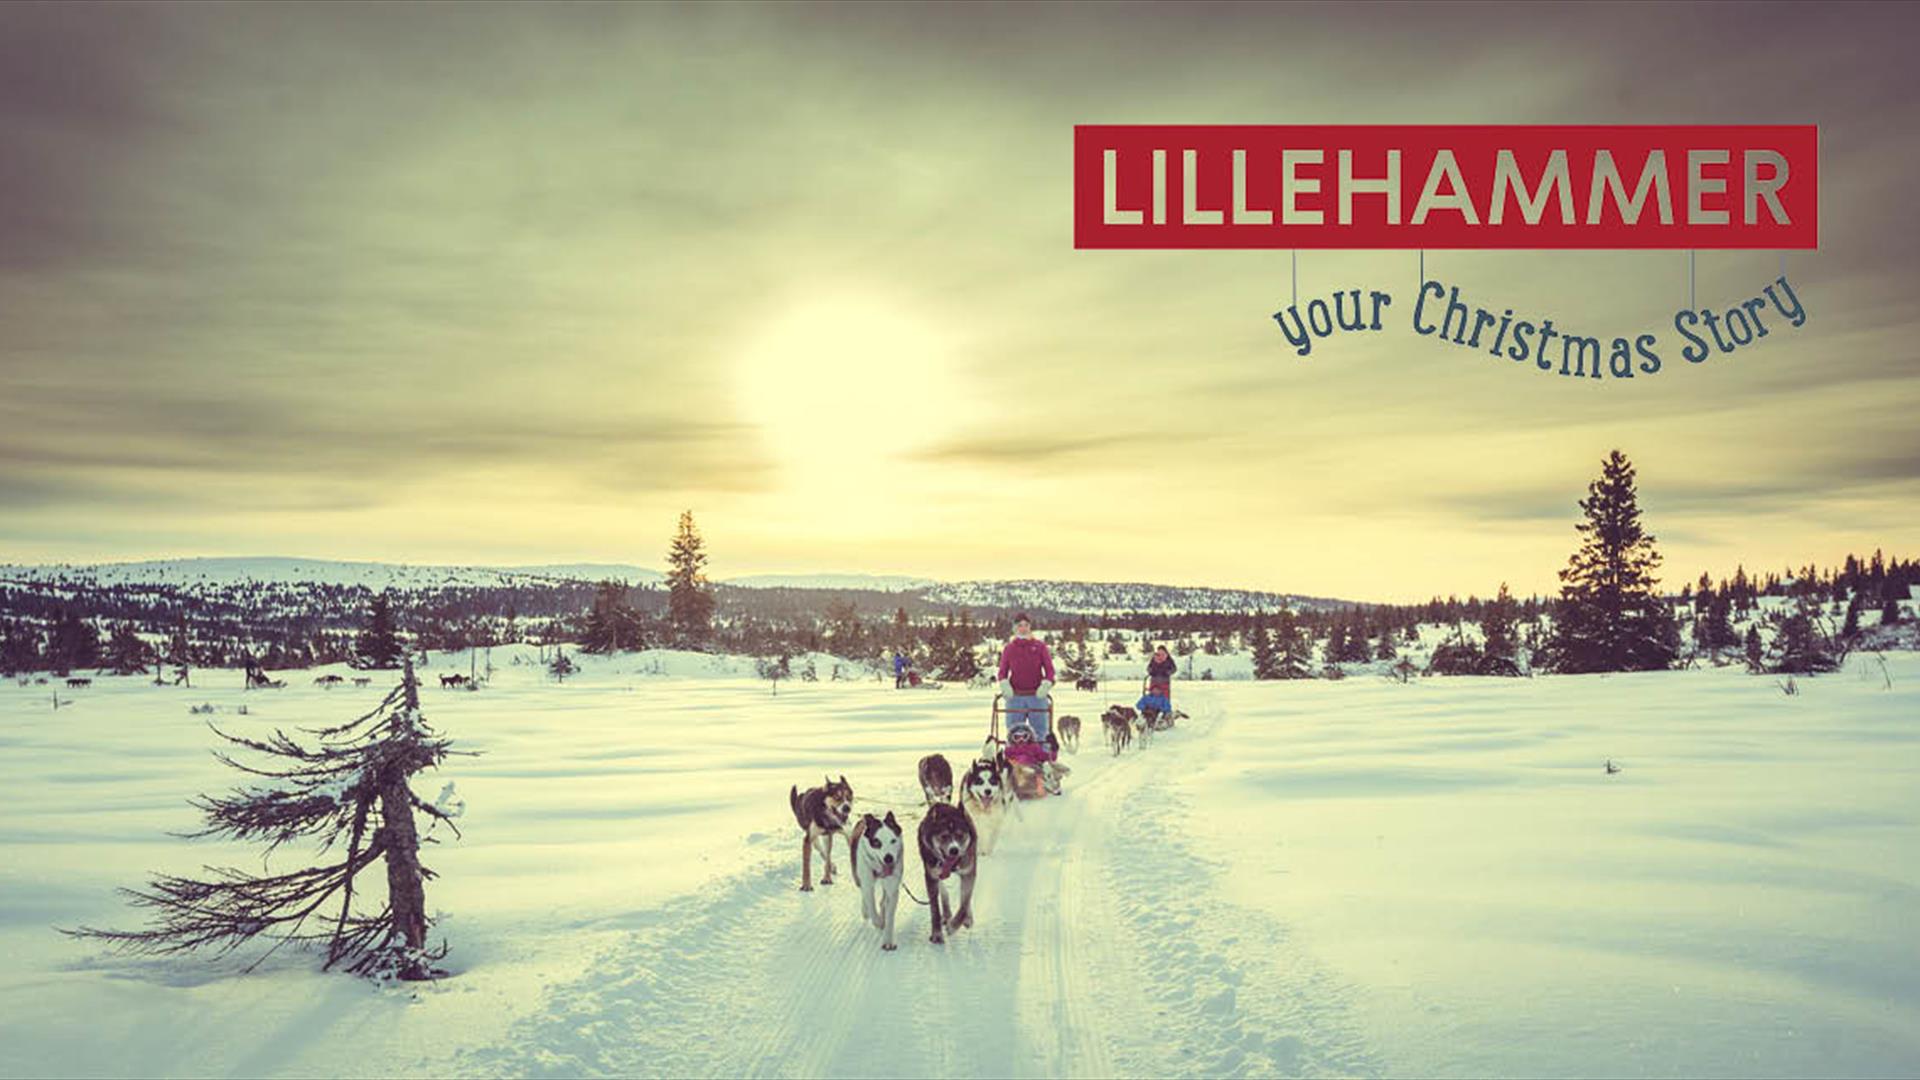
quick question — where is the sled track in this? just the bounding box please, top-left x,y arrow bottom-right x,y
458,700 -> 1377,1078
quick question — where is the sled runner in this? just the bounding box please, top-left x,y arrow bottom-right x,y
989,692 -> 1065,800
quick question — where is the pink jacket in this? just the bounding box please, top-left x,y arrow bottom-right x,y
997,636 -> 1055,695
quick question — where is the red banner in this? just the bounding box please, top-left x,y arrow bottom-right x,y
1073,125 -> 1817,250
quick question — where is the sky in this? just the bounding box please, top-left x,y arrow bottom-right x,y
0,2 -> 1915,603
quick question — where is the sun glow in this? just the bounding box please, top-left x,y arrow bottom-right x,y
733,294 -> 974,493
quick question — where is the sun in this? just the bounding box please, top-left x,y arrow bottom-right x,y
733,294 -> 972,488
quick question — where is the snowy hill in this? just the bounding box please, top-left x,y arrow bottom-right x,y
0,557 -> 660,590
0,558 -> 1340,613
724,573 -> 936,591
925,578 -> 1343,615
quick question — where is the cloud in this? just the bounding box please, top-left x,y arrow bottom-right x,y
0,3 -> 1914,595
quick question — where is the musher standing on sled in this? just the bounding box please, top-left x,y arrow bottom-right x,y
1141,643 -> 1176,719
997,614 -> 1055,747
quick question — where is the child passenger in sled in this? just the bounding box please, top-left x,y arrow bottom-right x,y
997,614 -> 1056,762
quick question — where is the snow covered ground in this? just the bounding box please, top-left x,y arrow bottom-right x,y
3,649 -> 1917,1078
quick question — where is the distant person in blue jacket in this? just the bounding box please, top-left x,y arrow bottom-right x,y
893,651 -> 908,689
1140,644 -> 1175,718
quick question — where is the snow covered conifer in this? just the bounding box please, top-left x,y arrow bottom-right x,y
1061,635 -> 1100,685
1480,584 -> 1522,675
1759,598 -> 1844,675
45,609 -> 101,675
1273,610 -> 1315,679
1879,588 -> 1904,627
1248,612 -> 1280,680
665,511 -> 716,649
581,580 -> 645,654
104,624 -> 152,676
1373,622 -> 1399,661
1541,451 -> 1679,674
356,592 -> 404,670
70,660 -> 461,980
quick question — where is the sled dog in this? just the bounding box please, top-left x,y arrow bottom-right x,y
1074,676 -> 1098,692
789,775 -> 853,891
917,753 -> 954,805
848,811 -> 905,950
918,802 -> 979,944
1056,715 -> 1081,754
960,749 -> 1011,854
1102,706 -> 1134,755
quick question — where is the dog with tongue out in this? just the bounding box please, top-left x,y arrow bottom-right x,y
917,802 -> 979,944
849,812 -> 905,951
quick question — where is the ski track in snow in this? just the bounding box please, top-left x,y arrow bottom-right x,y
458,700 -> 1377,1079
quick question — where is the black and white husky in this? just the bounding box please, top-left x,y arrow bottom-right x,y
917,802 -> 978,945
848,811 -> 905,951
960,741 -> 1012,854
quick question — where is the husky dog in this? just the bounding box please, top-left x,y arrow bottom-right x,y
1102,706 -> 1134,755
848,812 -> 905,950
917,802 -> 979,944
917,753 -> 954,805
960,748 -> 1011,854
1056,715 -> 1082,754
788,775 -> 853,891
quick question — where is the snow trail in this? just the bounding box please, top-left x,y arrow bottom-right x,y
459,697 -> 1376,1078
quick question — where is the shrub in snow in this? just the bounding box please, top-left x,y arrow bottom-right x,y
69,660 -> 464,980
1753,598 -> 1846,676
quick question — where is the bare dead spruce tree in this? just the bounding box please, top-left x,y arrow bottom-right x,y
69,660 -> 463,980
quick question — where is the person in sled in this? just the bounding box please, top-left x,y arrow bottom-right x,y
1139,643 -> 1176,722
997,613 -> 1061,770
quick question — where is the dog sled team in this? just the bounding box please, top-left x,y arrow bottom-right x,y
789,615 -> 1186,951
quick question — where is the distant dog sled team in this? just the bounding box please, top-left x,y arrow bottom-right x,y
790,614 -> 1183,950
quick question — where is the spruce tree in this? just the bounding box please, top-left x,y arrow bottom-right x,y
1373,622 -> 1399,661
356,593 -> 404,670
1321,622 -> 1346,666
104,624 -> 153,676
581,580 -> 644,654
46,610 -> 101,675
1479,584 -> 1521,675
1542,451 -> 1679,673
1761,597 -> 1843,675
0,621 -> 41,676
1248,612 -> 1280,680
1693,592 -> 1737,657
665,511 -> 716,649
1273,610 -> 1315,679
70,662 -> 461,980
889,606 -> 914,660
938,611 -> 983,682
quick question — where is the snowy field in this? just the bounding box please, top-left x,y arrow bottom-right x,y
3,650 -> 1918,1078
